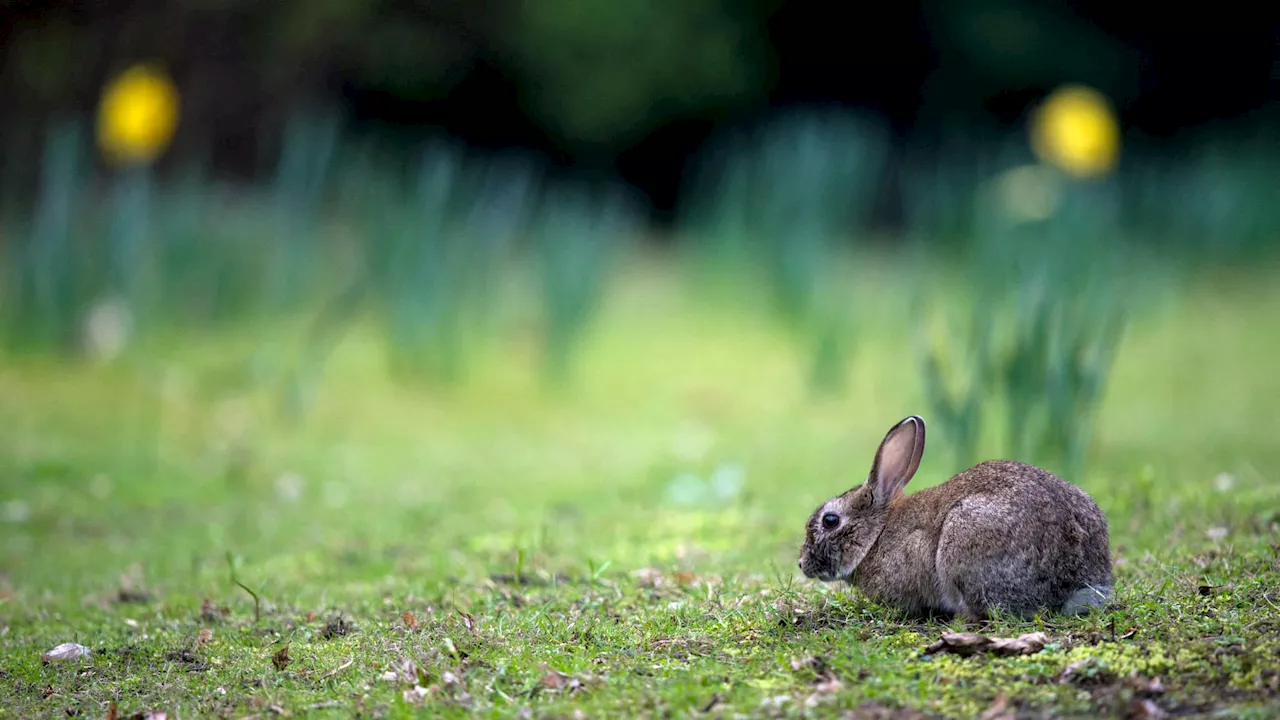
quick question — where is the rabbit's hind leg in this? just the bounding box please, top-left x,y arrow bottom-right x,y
935,497 -> 1056,620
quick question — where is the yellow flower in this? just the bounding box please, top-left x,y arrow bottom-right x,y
97,64 -> 180,165
1029,84 -> 1120,178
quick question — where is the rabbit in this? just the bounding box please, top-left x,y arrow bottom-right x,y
798,415 -> 1112,621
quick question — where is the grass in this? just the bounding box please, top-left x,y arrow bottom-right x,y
1,252 -> 1279,718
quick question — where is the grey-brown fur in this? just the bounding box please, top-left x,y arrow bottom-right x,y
798,415 -> 1112,621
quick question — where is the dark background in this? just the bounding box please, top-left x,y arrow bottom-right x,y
1,0 -> 1277,225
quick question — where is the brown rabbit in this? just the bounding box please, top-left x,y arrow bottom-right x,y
798,415 -> 1112,621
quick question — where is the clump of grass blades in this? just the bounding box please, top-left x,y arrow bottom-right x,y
533,183 -> 636,389
267,112 -> 341,313
912,156 -> 1131,478
1123,136 -> 1280,269
680,110 -> 891,395
360,141 -> 536,385
2,123 -> 90,355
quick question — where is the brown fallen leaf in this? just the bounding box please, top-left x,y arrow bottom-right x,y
115,588 -> 153,604
107,702 -> 118,720
790,655 -> 843,708
321,615 -> 354,639
402,611 -> 419,629
537,663 -> 598,694
790,655 -> 838,685
116,564 -> 152,604
459,612 -> 476,633
1126,697 -> 1166,719
439,670 -> 474,707
1125,674 -> 1166,697
634,567 -> 665,589
272,645 -> 291,671
200,599 -> 230,623
979,694 -> 1014,720
922,631 -> 1049,657
197,629 -> 213,648
402,685 -> 431,704
380,656 -> 423,685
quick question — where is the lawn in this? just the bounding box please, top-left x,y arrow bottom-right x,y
2,254 -> 1279,719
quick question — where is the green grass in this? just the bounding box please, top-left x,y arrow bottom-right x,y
2,254 -> 1279,718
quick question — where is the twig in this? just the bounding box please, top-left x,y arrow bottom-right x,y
322,656 -> 355,680
226,551 -> 261,624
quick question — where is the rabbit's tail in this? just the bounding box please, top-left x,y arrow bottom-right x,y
1062,583 -> 1112,615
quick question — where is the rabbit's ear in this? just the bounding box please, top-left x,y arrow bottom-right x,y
867,416 -> 925,507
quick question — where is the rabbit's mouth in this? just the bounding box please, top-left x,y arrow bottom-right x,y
798,556 -> 838,582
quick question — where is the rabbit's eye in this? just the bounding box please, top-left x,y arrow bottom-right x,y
821,513 -> 840,530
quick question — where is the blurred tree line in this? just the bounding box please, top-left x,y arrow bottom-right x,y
1,0 -> 1276,208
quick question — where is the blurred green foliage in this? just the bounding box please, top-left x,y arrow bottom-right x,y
914,163 -> 1131,477
681,109 -> 892,394
507,0 -> 777,151
1,102 -> 1277,476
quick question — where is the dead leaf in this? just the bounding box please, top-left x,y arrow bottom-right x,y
41,642 -> 90,662
438,670 -> 473,707
115,588 -> 153,604
1125,674 -> 1166,697
537,663 -> 598,694
459,612 -> 475,633
107,702 -> 118,720
402,685 -> 431,704
979,694 -> 1014,720
923,631 -> 1049,657
200,599 -> 229,623
402,611 -> 418,629
634,568 -> 664,589
540,664 -> 570,691
271,645 -> 291,671
790,655 -> 842,707
379,655 -> 425,686
164,649 -> 208,671
197,629 -> 213,648
320,615 -> 354,639
113,564 -> 151,605
1126,697 -> 1166,719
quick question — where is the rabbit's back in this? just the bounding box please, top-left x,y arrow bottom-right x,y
928,460 -> 1112,618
